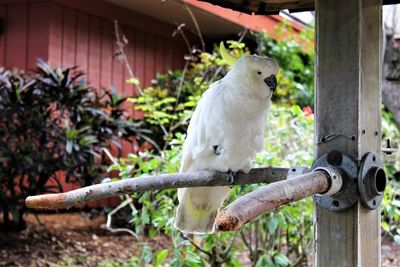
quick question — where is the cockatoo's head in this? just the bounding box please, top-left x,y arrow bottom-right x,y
229,55 -> 279,99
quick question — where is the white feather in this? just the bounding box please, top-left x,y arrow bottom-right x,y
174,55 -> 279,234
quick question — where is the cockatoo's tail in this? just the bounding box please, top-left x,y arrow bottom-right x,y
174,55 -> 279,234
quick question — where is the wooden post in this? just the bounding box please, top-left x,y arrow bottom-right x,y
314,0 -> 382,266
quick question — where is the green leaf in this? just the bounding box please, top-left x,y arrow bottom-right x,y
154,249 -> 168,267
66,141 -> 73,154
126,97 -> 137,103
232,257 -> 243,267
391,200 -> 400,208
268,217 -> 278,233
255,255 -> 270,267
126,77 -> 140,86
140,208 -> 150,224
107,164 -> 121,172
149,227 -> 156,239
382,221 -> 390,232
274,253 -> 291,266
219,41 -> 239,67
291,105 -> 302,116
79,135 -> 98,146
65,128 -> 78,139
141,244 -> 153,264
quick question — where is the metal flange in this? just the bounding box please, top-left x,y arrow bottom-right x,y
312,150 -> 358,212
358,152 -> 386,209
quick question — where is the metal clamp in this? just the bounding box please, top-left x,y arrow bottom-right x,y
358,152 -> 386,209
314,167 -> 343,196
312,150 -> 359,212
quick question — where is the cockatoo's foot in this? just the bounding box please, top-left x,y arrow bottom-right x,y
213,145 -> 222,155
227,169 -> 237,188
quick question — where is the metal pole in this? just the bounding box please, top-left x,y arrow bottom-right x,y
314,0 -> 382,266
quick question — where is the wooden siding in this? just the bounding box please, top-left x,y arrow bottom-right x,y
0,0 -> 188,90
47,1 -> 187,94
0,1 -> 51,70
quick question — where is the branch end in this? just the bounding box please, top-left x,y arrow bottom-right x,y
215,209 -> 241,231
25,193 -> 67,209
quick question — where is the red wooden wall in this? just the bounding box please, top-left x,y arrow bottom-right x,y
0,0 -> 187,90
0,1 -> 51,70
47,2 -> 186,96
0,0 -> 192,207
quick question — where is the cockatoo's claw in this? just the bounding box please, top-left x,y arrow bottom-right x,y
227,169 -> 237,188
213,145 -> 222,155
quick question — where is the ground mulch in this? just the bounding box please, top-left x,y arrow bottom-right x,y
0,213 -> 399,266
0,212 -> 166,266
382,239 -> 400,267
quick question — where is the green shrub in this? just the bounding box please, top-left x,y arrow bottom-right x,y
381,109 -> 400,243
0,62 -> 144,230
256,23 -> 315,107
257,34 -> 314,107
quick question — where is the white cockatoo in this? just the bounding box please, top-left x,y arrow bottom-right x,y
174,55 -> 279,234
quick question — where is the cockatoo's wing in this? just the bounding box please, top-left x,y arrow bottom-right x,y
175,81 -> 231,234
179,81 -> 224,173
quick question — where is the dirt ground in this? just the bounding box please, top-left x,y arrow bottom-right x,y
0,213 -> 399,266
0,212 -> 168,266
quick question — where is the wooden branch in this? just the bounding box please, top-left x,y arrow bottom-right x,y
215,171 -> 331,231
25,167 -> 293,209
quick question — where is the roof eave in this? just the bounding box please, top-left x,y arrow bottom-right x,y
199,0 -> 400,15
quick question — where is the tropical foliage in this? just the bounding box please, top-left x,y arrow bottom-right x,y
0,62 -> 144,230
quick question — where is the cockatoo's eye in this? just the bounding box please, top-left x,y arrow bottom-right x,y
257,71 -> 262,75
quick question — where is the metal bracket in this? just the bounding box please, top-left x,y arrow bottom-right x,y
382,138 -> 398,155
312,150 -> 358,212
358,152 -> 386,209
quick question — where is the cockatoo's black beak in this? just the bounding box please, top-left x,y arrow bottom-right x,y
264,75 -> 277,92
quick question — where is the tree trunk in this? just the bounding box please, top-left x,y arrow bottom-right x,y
383,33 -> 400,126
